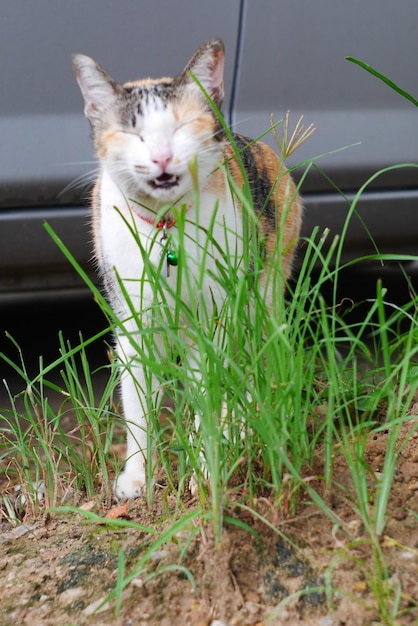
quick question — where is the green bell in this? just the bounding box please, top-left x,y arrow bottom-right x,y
167,250 -> 178,267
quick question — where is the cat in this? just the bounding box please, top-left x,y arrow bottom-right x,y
73,38 -> 303,499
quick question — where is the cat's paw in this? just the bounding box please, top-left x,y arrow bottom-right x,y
188,465 -> 210,497
114,467 -> 146,499
189,473 -> 199,497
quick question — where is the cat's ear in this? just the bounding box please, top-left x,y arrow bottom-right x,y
72,54 -> 119,123
181,39 -> 225,106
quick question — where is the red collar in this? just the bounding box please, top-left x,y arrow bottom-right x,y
132,208 -> 176,230
155,218 -> 176,229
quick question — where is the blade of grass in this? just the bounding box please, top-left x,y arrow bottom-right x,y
346,57 -> 418,107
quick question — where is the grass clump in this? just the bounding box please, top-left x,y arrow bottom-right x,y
1,79 -> 418,622
1,331 -> 119,511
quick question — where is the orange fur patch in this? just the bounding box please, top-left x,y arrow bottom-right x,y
223,138 -> 302,282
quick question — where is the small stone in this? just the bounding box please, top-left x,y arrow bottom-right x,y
346,518 -> 365,537
401,462 -> 418,482
301,578 -> 326,606
83,596 -> 111,616
244,590 -> 260,604
149,550 -> 168,562
245,600 -> 260,615
353,580 -> 368,592
61,486 -> 76,502
13,524 -> 36,538
58,586 -> 85,605
271,609 -> 289,621
80,500 -> 95,511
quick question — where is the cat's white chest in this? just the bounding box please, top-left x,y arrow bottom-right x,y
97,167 -> 242,317
99,171 -> 157,267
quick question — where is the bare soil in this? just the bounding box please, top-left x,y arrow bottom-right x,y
1,418 -> 418,626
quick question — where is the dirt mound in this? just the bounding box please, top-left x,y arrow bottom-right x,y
1,421 -> 417,626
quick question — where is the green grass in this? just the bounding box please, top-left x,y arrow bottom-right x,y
1,66 -> 418,622
2,155 -> 417,621
1,330 -> 119,508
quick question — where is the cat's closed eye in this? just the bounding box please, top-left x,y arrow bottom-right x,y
120,126 -> 145,141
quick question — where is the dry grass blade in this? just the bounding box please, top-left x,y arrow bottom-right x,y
272,111 -> 316,158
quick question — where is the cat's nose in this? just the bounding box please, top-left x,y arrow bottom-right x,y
151,151 -> 173,173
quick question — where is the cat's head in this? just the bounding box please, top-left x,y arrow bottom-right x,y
73,39 -> 225,205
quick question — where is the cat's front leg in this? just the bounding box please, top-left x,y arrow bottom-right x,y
113,362 -> 153,499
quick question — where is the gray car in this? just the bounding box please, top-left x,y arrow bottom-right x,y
1,0 -> 417,303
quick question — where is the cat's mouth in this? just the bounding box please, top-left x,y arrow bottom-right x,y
150,173 -> 180,189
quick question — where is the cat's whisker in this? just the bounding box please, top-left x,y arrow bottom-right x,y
58,160 -> 99,166
184,145 -> 221,162
229,115 -> 259,132
213,127 -> 228,139
59,168 -> 100,197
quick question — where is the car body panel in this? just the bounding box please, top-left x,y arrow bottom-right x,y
0,1 -> 240,296
235,0 -> 418,189
0,0 -> 417,299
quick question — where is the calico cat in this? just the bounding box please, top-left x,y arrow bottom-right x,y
73,38 -> 302,499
